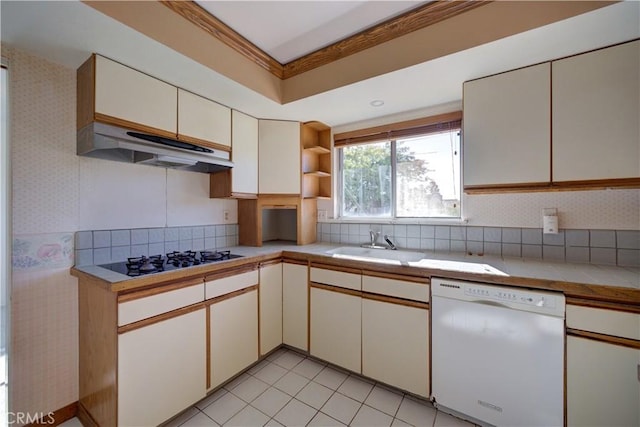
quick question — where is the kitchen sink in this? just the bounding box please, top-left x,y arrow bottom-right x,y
326,246 -> 425,264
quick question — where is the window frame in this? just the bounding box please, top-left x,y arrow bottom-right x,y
335,112 -> 462,221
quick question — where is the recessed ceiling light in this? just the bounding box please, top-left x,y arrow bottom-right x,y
370,100 -> 384,107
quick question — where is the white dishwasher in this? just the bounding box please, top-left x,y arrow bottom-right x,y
431,278 -> 565,427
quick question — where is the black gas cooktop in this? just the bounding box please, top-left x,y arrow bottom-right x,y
99,250 -> 243,277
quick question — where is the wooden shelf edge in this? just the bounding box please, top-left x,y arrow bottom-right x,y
304,146 -> 331,154
464,178 -> 640,194
304,171 -> 331,177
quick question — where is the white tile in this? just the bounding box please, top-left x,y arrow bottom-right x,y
253,362 -> 288,385
307,411 -> 346,427
320,392 -> 361,425
163,407 -> 201,427
264,419 -> 284,427
351,405 -> 393,427
224,373 -> 250,391
434,410 -> 476,427
364,385 -> 403,417
395,396 -> 437,427
231,376 -> 270,403
58,418 -> 84,427
391,418 -> 412,427
224,405 -> 270,427
292,358 -> 325,379
248,359 -> 272,375
337,375 -> 374,402
180,412 -> 220,427
273,371 -> 310,396
202,392 -> 247,425
272,350 -> 305,370
251,387 -> 292,417
196,389 -> 228,410
296,381 -> 334,410
273,399 -> 317,427
314,366 -> 348,390
266,348 -> 288,361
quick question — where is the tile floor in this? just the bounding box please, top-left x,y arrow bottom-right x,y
61,347 -> 475,427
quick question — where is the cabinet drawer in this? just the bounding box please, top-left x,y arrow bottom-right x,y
362,275 -> 429,303
310,267 -> 361,291
567,305 -> 640,340
206,269 -> 259,299
118,283 -> 204,326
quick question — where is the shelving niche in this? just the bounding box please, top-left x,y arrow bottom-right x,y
301,121 -> 332,199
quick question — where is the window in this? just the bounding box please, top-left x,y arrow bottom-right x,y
337,113 -> 461,219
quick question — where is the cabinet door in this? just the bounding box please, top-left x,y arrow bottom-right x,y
567,336 -> 640,427
552,40 -> 640,182
94,55 -> 177,134
310,287 -> 361,372
362,298 -> 429,397
283,263 -> 308,351
210,290 -> 259,389
463,63 -> 551,187
178,88 -> 231,148
259,120 -> 301,194
118,309 -> 206,427
232,110 -> 258,195
260,263 -> 283,355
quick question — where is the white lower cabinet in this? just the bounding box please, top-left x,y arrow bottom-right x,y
118,309 -> 207,427
567,336 -> 640,427
362,298 -> 429,397
209,290 -> 259,389
283,263 -> 308,351
310,287 -> 361,373
260,263 -> 283,355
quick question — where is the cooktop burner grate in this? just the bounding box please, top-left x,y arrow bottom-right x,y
99,250 -> 242,276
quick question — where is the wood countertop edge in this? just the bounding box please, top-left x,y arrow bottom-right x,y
72,249 -> 640,305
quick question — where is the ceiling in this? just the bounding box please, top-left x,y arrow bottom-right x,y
196,1 -> 426,64
1,1 -> 638,129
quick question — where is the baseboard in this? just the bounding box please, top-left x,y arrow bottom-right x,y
76,403 -> 98,427
26,401 -> 77,426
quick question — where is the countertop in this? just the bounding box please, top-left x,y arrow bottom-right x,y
71,242 -> 640,304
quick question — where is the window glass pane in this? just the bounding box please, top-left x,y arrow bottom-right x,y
342,142 -> 391,217
396,131 -> 460,217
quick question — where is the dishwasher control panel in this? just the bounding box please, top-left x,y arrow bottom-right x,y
432,278 -> 565,317
464,285 -> 556,308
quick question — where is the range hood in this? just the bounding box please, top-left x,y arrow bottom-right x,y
77,122 -> 233,173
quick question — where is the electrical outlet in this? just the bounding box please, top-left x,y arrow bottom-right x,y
223,210 -> 230,222
317,210 -> 327,221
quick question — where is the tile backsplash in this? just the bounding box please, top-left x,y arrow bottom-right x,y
75,224 -> 239,266
317,222 -> 640,268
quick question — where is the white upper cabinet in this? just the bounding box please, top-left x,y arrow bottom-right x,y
463,63 -> 551,187
94,55 -> 177,134
258,120 -> 301,194
552,40 -> 640,182
232,110 -> 259,195
178,88 -> 231,148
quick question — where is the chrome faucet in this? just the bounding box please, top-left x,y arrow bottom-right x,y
384,234 -> 397,250
369,230 -> 380,246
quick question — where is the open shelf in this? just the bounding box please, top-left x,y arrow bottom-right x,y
301,121 -> 332,199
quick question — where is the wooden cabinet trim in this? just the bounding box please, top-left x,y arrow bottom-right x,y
94,113 -> 176,139
204,285 -> 259,306
77,55 -> 96,130
310,263 -> 362,275
362,292 -> 429,310
260,259 -> 283,268
567,298 -> 640,315
310,282 -> 362,298
177,133 -> 231,153
566,328 -> 640,350
118,277 -> 204,303
204,263 -> 259,282
206,304 -> 211,390
362,270 -> 430,284
117,302 -> 205,334
283,258 -> 308,266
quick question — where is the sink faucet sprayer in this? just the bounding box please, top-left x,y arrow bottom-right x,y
369,230 -> 380,246
384,235 -> 397,250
